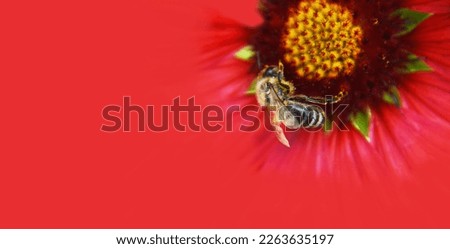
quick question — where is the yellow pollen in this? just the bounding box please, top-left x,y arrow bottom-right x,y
282,0 -> 363,80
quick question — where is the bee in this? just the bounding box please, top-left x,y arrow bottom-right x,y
254,62 -> 346,147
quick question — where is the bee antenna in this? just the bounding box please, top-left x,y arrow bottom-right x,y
277,61 -> 284,84
256,51 -> 261,70
278,61 -> 284,71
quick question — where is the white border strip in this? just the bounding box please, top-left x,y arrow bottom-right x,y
0,229 -> 449,249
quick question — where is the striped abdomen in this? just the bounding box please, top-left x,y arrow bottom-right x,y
277,101 -> 325,129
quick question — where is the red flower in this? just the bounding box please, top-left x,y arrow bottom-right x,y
200,0 -> 450,226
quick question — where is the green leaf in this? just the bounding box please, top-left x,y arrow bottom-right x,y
382,86 -> 402,107
402,53 -> 432,73
350,108 -> 372,142
393,8 -> 432,36
235,45 -> 255,61
246,79 -> 257,95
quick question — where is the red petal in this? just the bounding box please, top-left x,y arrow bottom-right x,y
200,15 -> 253,68
408,14 -> 450,81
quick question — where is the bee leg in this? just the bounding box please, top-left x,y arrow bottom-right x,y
289,90 -> 348,105
271,113 -> 290,148
326,90 -> 348,104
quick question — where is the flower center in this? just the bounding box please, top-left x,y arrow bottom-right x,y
251,0 -> 412,128
282,0 -> 363,80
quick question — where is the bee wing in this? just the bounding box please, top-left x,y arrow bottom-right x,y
288,94 -> 327,105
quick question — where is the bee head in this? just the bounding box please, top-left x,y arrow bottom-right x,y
262,66 -> 279,78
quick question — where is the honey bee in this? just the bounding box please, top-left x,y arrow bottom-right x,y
255,62 -> 346,147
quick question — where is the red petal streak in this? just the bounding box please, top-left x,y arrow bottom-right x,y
406,0 -> 450,14
200,16 -> 253,67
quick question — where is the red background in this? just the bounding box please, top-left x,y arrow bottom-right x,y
1,0 -> 450,228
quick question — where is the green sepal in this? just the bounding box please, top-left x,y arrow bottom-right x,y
402,53 -> 432,73
258,0 -> 266,12
246,79 -> 257,95
235,45 -> 255,61
393,8 -> 432,36
323,118 -> 333,133
382,86 -> 402,108
350,108 -> 372,142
